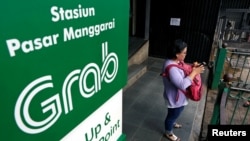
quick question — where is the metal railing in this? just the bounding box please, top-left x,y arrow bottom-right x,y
210,41 -> 250,125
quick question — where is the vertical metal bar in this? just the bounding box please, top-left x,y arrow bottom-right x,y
241,55 -> 248,84
235,54 -> 241,83
230,90 -> 243,124
211,45 -> 227,89
233,54 -> 239,76
228,51 -> 235,75
242,106 -> 250,124
210,82 -> 227,124
144,0 -> 150,40
244,55 -> 250,84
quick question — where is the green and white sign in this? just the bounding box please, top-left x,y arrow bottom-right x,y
0,0 -> 128,140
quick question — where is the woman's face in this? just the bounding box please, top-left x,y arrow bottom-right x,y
176,47 -> 187,61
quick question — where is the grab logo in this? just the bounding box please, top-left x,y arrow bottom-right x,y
14,42 -> 118,134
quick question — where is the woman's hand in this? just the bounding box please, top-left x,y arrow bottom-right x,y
188,63 -> 205,80
192,65 -> 205,75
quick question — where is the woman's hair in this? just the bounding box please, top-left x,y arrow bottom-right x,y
167,39 -> 187,59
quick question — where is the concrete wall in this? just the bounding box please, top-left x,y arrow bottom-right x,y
128,41 -> 149,67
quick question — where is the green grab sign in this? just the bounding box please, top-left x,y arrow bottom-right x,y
0,0 -> 128,140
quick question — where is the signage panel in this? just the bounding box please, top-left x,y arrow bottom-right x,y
61,90 -> 123,141
0,0 -> 128,140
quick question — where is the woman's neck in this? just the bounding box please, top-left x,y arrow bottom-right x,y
171,59 -> 179,64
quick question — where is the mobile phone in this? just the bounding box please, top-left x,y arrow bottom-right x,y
198,62 -> 207,67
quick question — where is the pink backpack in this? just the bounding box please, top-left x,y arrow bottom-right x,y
161,62 -> 203,101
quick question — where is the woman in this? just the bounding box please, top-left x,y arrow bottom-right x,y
162,39 -> 204,141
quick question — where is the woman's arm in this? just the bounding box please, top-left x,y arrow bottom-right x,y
168,67 -> 192,90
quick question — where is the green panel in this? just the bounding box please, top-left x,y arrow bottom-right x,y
0,0 -> 129,140
211,47 -> 227,89
117,134 -> 127,141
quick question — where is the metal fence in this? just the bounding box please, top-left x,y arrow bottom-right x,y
210,42 -> 250,125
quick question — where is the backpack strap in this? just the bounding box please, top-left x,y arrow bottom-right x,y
169,63 -> 190,74
165,63 -> 188,77
162,63 -> 188,101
